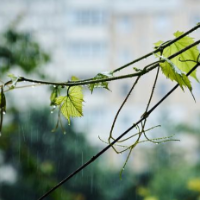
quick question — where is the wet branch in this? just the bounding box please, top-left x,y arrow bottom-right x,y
1,38 -> 199,91
37,60 -> 200,200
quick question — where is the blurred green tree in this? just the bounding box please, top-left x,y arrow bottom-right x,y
0,28 -> 50,77
0,108 -> 104,200
0,26 -> 134,200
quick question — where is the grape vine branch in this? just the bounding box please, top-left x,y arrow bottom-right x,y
0,23 -> 200,200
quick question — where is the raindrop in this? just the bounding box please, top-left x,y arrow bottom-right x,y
0,132 -> 1,136
3,111 -> 6,115
53,85 -> 56,88
32,85 -> 35,88
53,105 -> 56,109
155,142 -> 159,145
51,111 -> 54,114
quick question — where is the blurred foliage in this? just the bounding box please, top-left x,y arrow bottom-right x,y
0,108 -> 98,200
123,117 -> 200,200
0,28 -> 50,77
0,108 -> 135,200
0,24 -> 135,200
188,178 -> 200,192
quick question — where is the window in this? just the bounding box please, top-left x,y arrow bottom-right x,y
118,49 -> 133,65
120,83 -> 130,97
190,14 -> 200,25
157,82 -> 168,96
69,9 -> 107,26
116,15 -> 132,33
67,41 -> 107,58
155,14 -> 171,34
193,82 -> 200,97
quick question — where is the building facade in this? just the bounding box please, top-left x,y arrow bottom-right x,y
0,0 -> 200,149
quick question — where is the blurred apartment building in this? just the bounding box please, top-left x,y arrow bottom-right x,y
0,0 -> 200,145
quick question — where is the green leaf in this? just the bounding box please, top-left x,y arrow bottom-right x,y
55,77 -> 84,125
0,91 -> 6,113
133,67 -> 142,72
155,31 -> 199,81
154,40 -> 165,48
7,73 -> 19,89
50,87 -> 59,106
71,76 -> 79,81
7,73 -> 17,79
159,55 -> 192,91
88,72 -> 112,93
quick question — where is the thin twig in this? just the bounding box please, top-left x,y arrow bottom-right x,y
108,76 -> 141,153
116,125 -> 160,143
179,57 -> 198,64
142,62 -> 160,143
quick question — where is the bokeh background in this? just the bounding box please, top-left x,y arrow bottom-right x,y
0,0 -> 200,200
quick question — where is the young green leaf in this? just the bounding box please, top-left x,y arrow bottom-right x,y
133,67 -> 142,72
155,31 -> 200,81
7,73 -> 19,89
88,72 -> 112,93
7,73 -> 17,80
55,77 -> 84,125
71,76 -> 79,81
50,87 -> 59,106
159,55 -> 192,91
